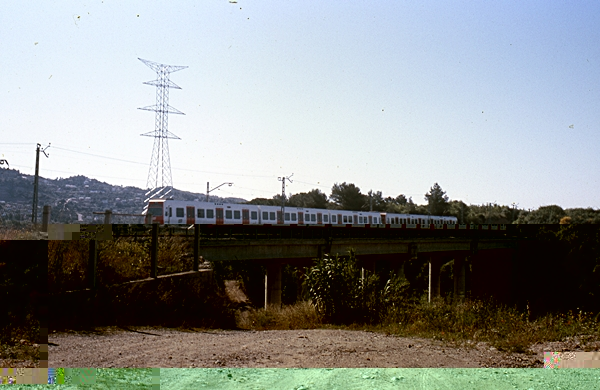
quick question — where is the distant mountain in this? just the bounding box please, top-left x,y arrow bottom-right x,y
0,168 -> 246,224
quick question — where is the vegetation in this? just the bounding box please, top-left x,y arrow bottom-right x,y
238,243 -> 600,354
41,223 -> 600,358
48,236 -> 237,330
244,181 -> 600,224
0,241 -> 47,366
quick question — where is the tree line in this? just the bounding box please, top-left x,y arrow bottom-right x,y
247,182 -> 600,224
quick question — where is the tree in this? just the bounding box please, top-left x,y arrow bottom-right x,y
288,189 -> 329,209
447,200 -> 468,224
424,183 -> 449,216
330,182 -> 366,211
246,197 -> 278,206
524,205 -> 566,224
366,190 -> 386,212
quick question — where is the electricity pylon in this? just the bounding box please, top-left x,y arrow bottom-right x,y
138,58 -> 187,214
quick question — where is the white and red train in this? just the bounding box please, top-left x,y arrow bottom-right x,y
147,199 -> 462,228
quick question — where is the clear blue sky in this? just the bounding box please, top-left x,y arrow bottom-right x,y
1,1 -> 599,211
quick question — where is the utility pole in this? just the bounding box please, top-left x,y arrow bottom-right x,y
206,182 -> 233,202
278,174 -> 293,223
32,143 -> 50,225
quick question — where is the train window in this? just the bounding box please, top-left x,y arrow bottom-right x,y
234,210 -> 240,219
207,209 -> 214,218
324,215 -> 329,223
226,210 -> 232,219
270,212 -> 276,220
251,211 -> 258,220
332,215 -> 337,223
359,216 -> 363,224
285,213 -> 290,221
291,213 -> 297,221
176,208 -> 184,218
311,214 -> 316,222
262,211 -> 268,220
197,209 -> 205,218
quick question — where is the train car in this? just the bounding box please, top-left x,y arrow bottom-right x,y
147,199 -> 261,225
147,198 -> 457,228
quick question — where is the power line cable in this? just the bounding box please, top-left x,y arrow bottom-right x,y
49,145 -> 278,178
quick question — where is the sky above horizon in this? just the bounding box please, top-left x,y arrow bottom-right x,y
1,1 -> 599,211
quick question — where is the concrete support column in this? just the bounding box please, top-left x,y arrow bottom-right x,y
296,266 -> 305,302
428,256 -> 441,303
265,261 -> 282,309
361,257 -> 376,283
104,210 -> 112,225
88,240 -> 97,290
453,256 -> 466,302
41,205 -> 51,232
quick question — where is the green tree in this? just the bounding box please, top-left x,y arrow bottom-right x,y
424,183 -> 449,216
288,189 -> 329,209
330,182 -> 367,211
246,198 -> 278,206
447,200 -> 468,224
524,205 -> 566,224
565,208 -> 600,224
366,190 -> 386,211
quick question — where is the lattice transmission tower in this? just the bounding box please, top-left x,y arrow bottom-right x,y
138,58 -> 188,215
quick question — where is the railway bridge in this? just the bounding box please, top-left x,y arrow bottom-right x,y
196,235 -> 517,309
49,224 -> 519,310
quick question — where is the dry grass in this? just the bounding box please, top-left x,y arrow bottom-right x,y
238,297 -> 600,354
0,224 -> 46,240
236,301 -> 322,330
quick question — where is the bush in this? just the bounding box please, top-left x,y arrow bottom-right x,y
303,250 -> 410,324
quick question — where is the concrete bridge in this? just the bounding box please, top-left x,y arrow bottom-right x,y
196,237 -> 517,309
47,223 -> 519,311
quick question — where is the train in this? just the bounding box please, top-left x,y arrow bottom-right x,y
146,199 -> 462,229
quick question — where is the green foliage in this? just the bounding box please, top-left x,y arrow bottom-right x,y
329,182 -> 366,211
365,190 -> 386,211
246,197 -> 278,206
518,205 -> 566,224
424,183 -> 449,216
288,189 -> 329,209
303,250 -> 417,324
303,252 -> 361,322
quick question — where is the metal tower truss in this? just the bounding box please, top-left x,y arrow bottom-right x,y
138,58 -> 188,214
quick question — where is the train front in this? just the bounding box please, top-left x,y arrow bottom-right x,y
146,200 -> 165,224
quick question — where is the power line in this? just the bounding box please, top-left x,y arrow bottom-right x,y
51,146 -> 148,165
48,145 -> 277,178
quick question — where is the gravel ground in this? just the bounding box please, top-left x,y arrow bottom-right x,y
48,326 -> 548,368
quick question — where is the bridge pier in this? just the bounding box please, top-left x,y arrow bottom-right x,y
265,261 -> 282,309
453,256 -> 467,302
428,256 -> 442,302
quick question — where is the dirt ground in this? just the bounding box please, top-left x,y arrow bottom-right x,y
48,326 -> 557,368
46,280 -> 600,369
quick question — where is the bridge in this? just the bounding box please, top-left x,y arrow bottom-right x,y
195,236 -> 517,308
48,223 -> 519,310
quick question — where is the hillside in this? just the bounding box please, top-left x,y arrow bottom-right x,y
0,168 -> 246,224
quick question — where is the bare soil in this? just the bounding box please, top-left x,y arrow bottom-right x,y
46,280 -> 600,368
48,326 -> 559,368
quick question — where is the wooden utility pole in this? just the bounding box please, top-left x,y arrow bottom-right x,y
31,143 -> 50,225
